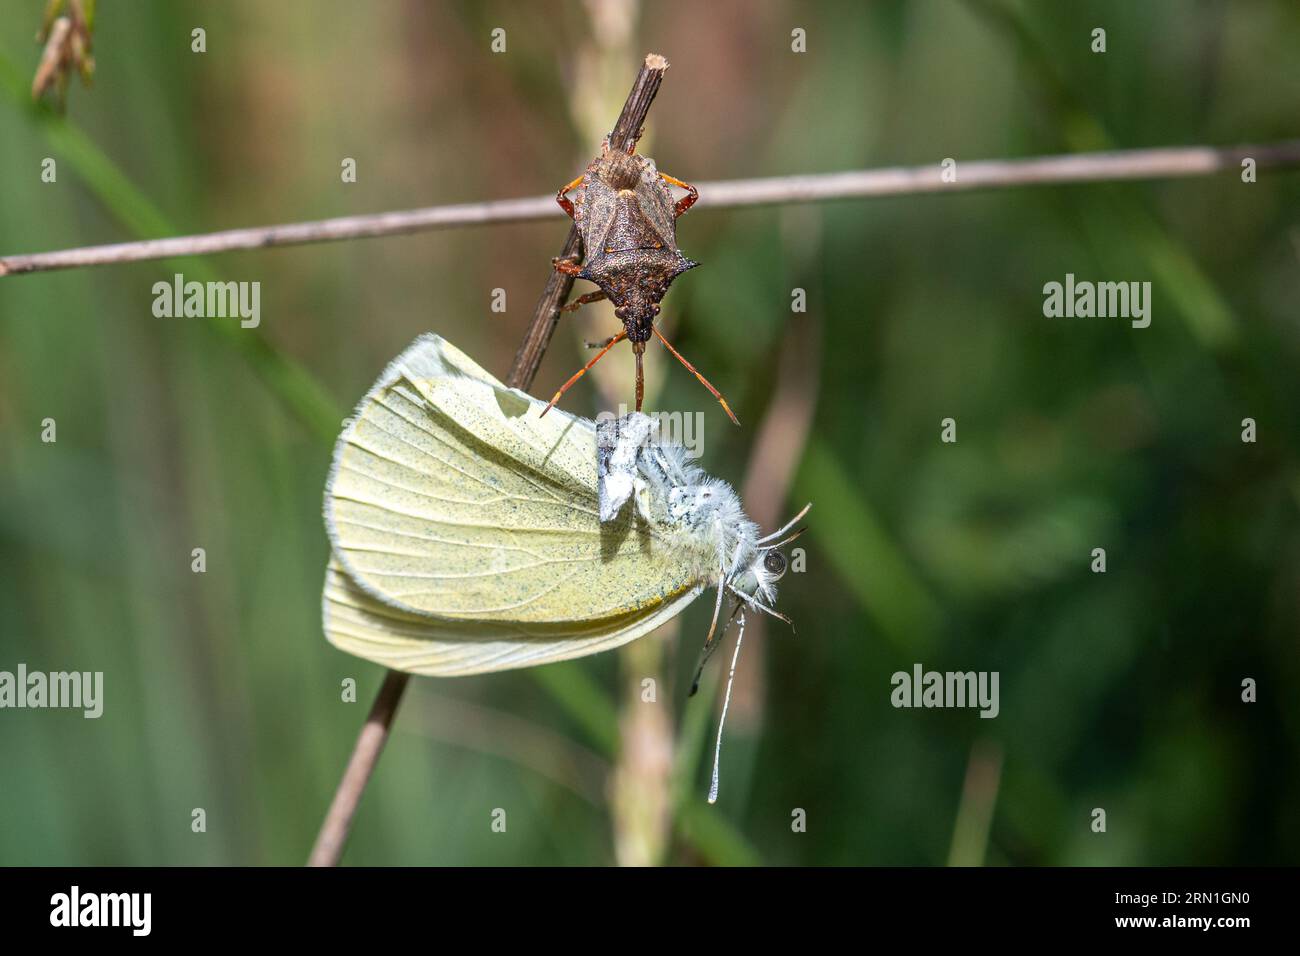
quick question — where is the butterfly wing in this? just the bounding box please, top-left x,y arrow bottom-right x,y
322,333 -> 704,675
323,559 -> 701,676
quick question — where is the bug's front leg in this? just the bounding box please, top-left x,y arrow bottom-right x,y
551,255 -> 584,277
559,290 -> 608,313
555,175 -> 584,219
659,172 -> 699,218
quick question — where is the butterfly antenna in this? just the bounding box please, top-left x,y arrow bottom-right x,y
765,525 -> 808,551
757,502 -> 813,545
540,330 -> 627,418
708,612 -> 747,805
652,325 -> 740,426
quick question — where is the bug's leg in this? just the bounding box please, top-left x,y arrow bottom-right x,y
552,255 -> 584,277
659,172 -> 699,218
559,290 -> 607,313
540,330 -> 627,418
555,175 -> 584,219
651,325 -> 740,426
584,332 -> 619,349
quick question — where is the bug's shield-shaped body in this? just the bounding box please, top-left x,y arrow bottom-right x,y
322,335 -> 760,677
572,149 -> 698,345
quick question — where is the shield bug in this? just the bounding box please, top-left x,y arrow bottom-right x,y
543,138 -> 738,425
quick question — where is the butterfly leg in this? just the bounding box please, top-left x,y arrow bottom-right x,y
659,172 -> 699,218
688,537 -> 750,696
689,589 -> 742,697
727,584 -> 796,630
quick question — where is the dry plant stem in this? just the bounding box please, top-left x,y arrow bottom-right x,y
306,669 -> 408,866
692,140 -> 1297,206
5,139 -> 1298,277
305,54 -> 669,868
0,197 -> 559,276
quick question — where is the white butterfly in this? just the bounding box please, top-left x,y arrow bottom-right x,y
322,333 -> 807,681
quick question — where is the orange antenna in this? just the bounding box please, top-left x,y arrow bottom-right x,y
652,325 -> 740,426
539,330 -> 627,418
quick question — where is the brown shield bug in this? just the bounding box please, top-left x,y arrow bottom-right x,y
542,137 -> 738,425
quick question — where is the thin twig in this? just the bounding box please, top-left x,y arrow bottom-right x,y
305,53 -> 670,867
695,140 -> 1298,206
306,669 -> 408,867
4,139 -> 1297,278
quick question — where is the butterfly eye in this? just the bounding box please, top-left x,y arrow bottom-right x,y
763,550 -> 787,579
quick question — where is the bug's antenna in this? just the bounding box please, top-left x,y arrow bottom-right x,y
652,325 -> 740,426
708,612 -> 747,805
540,330 -> 628,417
757,502 -> 813,545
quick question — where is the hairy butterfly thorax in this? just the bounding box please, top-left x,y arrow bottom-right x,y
595,411 -> 806,664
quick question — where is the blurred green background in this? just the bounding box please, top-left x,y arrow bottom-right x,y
1,0 -> 1298,866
